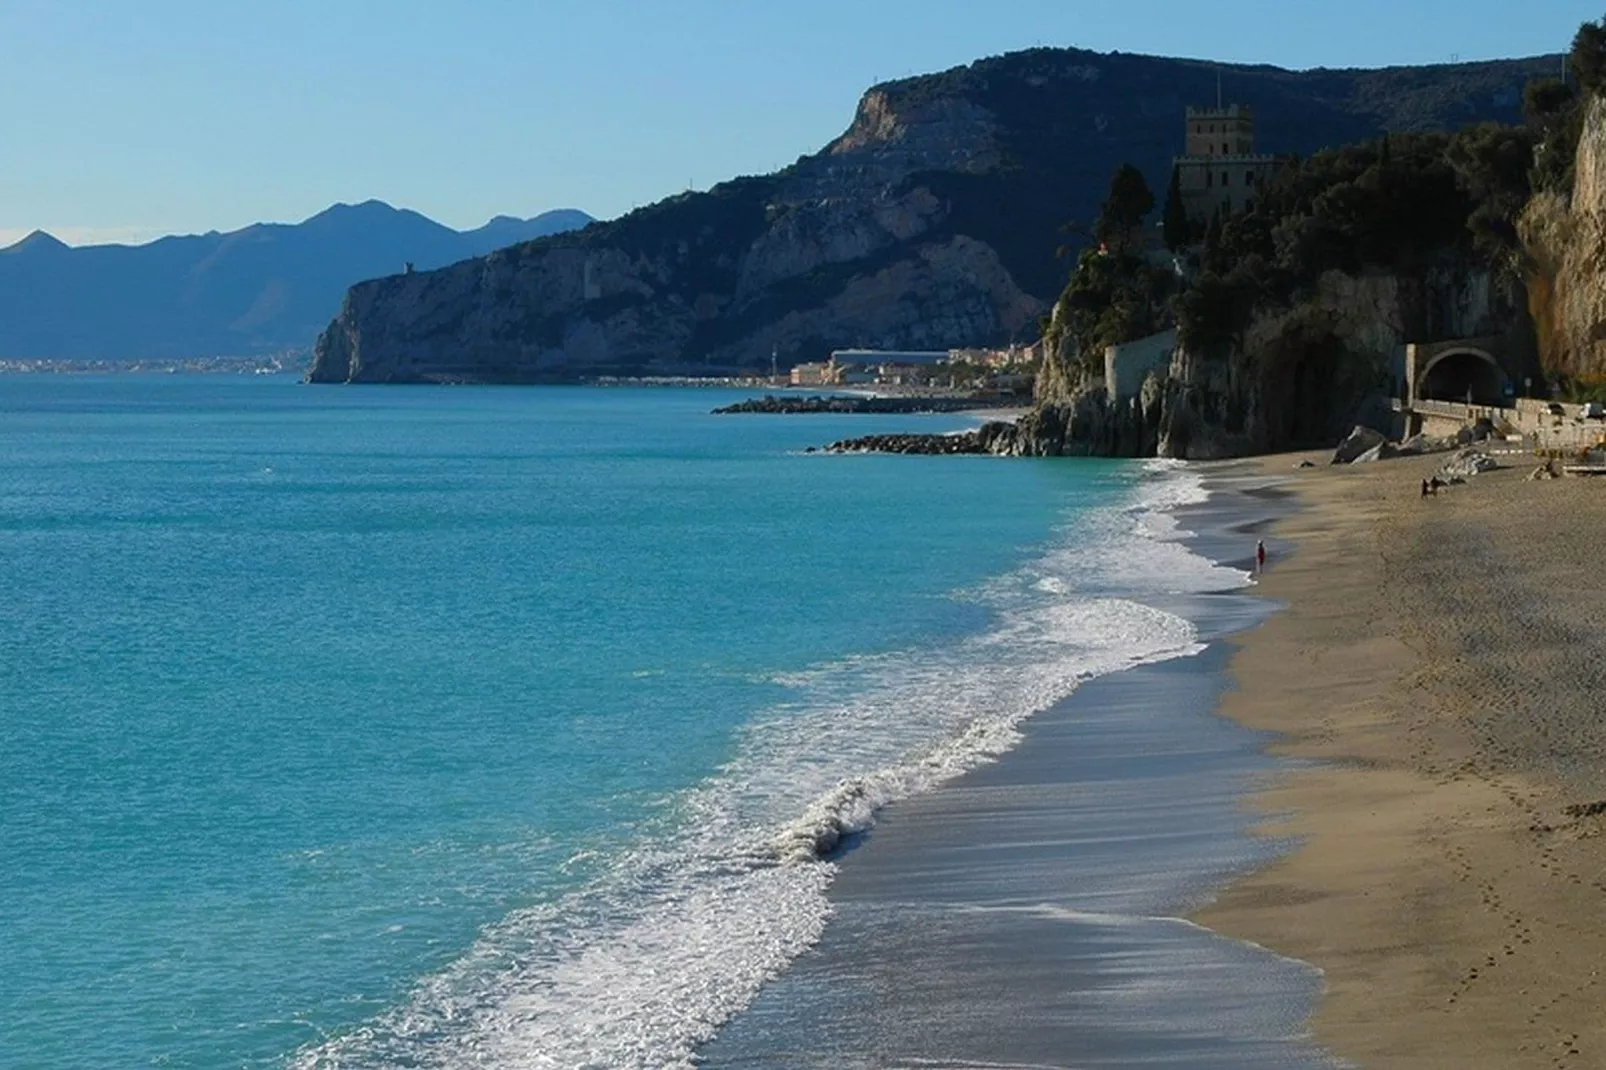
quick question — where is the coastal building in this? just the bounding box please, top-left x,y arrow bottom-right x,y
876,362 -> 935,386
790,362 -> 831,387
829,349 -> 950,368
1173,105 -> 1282,225
947,345 -> 1040,369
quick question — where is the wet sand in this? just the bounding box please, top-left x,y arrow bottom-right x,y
701,475 -> 1337,1068
1200,451 -> 1606,1068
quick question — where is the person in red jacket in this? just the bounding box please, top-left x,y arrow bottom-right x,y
1256,539 -> 1267,573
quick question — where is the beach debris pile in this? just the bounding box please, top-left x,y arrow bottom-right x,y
1438,448 -> 1499,482
1399,432 -> 1458,454
1333,426 -> 1474,466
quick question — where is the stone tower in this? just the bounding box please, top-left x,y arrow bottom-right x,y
1173,105 -> 1281,225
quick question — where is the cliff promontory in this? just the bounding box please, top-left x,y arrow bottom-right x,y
310,48 -> 1555,383
984,124 -> 1542,459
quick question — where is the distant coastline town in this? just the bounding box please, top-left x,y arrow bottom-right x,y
783,345 -> 1040,392
0,351 -> 307,376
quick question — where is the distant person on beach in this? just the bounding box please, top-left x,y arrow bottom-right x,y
1256,539 -> 1266,573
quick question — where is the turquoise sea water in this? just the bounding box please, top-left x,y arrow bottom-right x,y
0,377 -> 1223,1069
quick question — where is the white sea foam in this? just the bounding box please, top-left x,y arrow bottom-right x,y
291,461 -> 1242,1070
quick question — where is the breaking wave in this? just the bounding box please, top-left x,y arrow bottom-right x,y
292,461 -> 1241,1070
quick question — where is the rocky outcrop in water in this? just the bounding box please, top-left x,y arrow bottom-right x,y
309,50 -> 1553,384
821,422 -> 1020,455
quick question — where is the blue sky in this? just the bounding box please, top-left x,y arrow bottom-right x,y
0,0 -> 1596,246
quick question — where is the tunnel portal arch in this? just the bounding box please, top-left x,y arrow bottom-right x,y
1416,347 -> 1510,407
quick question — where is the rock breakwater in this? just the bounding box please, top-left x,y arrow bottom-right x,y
820,422 -> 1019,454
714,395 -> 1006,415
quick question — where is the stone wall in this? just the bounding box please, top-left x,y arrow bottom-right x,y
1104,329 -> 1176,403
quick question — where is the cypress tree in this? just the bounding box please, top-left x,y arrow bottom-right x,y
1162,165 -> 1191,251
1096,163 -> 1155,254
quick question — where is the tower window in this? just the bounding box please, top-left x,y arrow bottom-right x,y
1222,171 -> 1230,186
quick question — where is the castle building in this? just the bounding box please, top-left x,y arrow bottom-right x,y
1172,105 -> 1282,225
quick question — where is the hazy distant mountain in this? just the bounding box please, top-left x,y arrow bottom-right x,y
0,202 -> 593,360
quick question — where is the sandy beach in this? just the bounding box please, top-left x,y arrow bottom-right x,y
701,468 -> 1337,1069
1199,452 -> 1606,1068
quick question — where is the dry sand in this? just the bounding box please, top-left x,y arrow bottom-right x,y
1198,451 -> 1606,1068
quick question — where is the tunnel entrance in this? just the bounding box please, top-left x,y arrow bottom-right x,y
1418,350 -> 1509,407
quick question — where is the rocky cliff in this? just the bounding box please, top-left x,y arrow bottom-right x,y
1521,95 -> 1606,377
310,48 -> 1556,384
998,263 -> 1529,460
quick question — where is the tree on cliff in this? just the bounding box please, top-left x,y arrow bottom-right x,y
1050,242 -> 1176,371
1571,16 -> 1606,96
1525,76 -> 1583,193
1448,123 -> 1536,257
1096,164 -> 1155,255
1162,166 -> 1191,252
1166,125 -> 1539,356
1525,78 -> 1576,122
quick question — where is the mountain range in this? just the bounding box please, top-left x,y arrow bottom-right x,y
0,203 -> 592,361
309,47 -> 1563,383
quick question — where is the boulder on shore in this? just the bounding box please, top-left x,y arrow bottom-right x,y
1351,442 -> 1400,464
1332,425 -> 1387,464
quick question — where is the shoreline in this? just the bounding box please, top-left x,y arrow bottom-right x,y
1198,451 -> 1606,1067
699,462 -> 1339,1067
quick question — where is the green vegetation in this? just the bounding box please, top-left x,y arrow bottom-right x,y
1096,165 -> 1154,255
1572,17 -> 1606,96
874,47 -> 1550,305
1162,166 -> 1191,253
1166,125 -> 1541,354
1560,373 -> 1606,403
1047,166 -> 1176,366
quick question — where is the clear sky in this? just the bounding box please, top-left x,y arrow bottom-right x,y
0,0 -> 1597,246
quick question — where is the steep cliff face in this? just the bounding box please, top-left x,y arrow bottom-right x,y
311,47 -> 1555,384
312,94 -> 1030,383
1522,95 -> 1606,378
1006,264 -> 1527,460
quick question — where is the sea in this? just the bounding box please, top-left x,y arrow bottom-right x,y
0,375 -> 1259,1069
